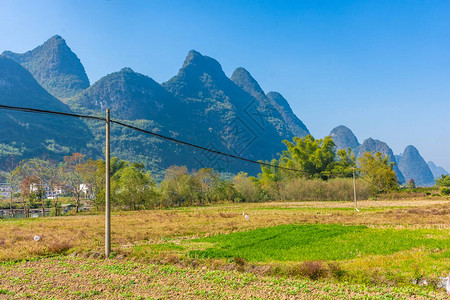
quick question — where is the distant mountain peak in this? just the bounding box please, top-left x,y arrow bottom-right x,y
0,55 -> 93,161
403,145 -> 418,153
427,161 -> 449,178
230,67 -> 265,99
2,35 -> 90,100
71,68 -> 185,122
180,50 -> 224,75
119,67 -> 135,73
45,34 -> 66,45
329,125 -> 360,151
398,145 -> 435,186
49,34 -> 63,40
266,91 -> 287,105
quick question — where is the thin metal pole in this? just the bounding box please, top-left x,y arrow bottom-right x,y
105,109 -> 111,258
353,168 -> 358,211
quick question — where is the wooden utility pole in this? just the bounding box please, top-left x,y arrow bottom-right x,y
353,168 -> 358,211
105,109 -> 111,258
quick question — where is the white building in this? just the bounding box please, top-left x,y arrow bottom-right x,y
30,184 -> 65,199
0,183 -> 11,199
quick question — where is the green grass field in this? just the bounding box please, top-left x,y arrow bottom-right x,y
188,224 -> 449,261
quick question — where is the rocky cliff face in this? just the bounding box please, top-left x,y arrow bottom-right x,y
2,35 -> 90,100
398,145 -> 435,187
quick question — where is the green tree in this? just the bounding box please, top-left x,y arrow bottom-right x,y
114,162 -> 157,210
160,166 -> 199,207
259,159 -> 283,185
406,179 -> 416,189
358,152 -> 398,194
330,148 -> 357,178
436,174 -> 450,187
193,168 -> 224,205
279,135 -> 336,179
233,172 -> 262,202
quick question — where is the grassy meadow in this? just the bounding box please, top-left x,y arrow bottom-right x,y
0,198 -> 449,299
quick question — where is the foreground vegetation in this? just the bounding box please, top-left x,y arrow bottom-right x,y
1,255 -> 445,299
0,199 -> 448,298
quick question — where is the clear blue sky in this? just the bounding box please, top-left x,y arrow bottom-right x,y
1,0 -> 449,170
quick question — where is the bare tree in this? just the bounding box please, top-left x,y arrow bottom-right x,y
63,153 -> 88,213
21,158 -> 51,217
46,160 -> 63,216
2,156 -> 21,217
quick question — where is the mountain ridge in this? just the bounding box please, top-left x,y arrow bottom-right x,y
1,35 -> 444,181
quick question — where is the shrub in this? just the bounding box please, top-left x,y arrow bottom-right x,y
441,187 -> 450,195
233,172 -> 263,202
328,262 -> 346,280
46,240 -> 73,254
273,178 -> 370,201
297,261 -> 327,280
233,257 -> 246,272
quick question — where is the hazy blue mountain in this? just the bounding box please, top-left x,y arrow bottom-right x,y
329,125 -> 360,152
2,35 -> 90,100
230,67 -> 309,138
358,138 -> 405,183
0,55 -> 95,162
398,145 -> 435,187
427,161 -> 449,178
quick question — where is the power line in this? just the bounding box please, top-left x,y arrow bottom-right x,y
0,104 -> 304,174
0,104 -> 105,121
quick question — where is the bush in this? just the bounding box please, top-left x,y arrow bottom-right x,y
233,172 -> 263,202
328,262 -> 347,280
46,240 -> 73,254
271,178 -> 370,201
297,261 -> 327,280
441,187 -> 450,195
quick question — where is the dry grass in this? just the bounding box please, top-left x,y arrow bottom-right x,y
0,198 -> 448,262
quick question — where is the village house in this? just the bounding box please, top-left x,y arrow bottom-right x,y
0,183 -> 11,199
30,183 -> 65,199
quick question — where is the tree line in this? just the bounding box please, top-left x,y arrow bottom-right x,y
1,135 -> 403,216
